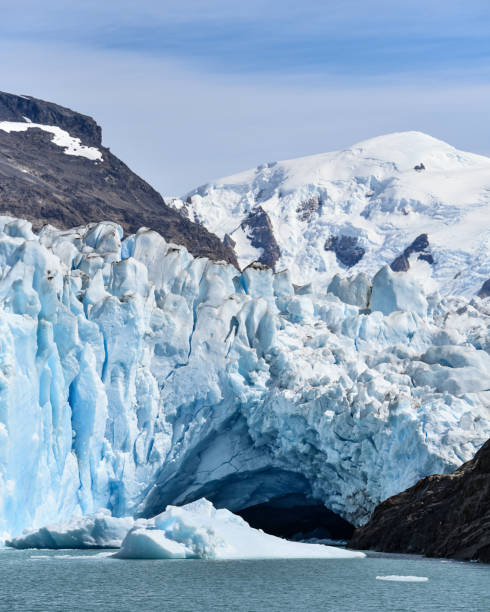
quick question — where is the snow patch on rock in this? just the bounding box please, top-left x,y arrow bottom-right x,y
0,121 -> 103,161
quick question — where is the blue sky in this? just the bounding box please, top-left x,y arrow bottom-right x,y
2,1 -> 490,193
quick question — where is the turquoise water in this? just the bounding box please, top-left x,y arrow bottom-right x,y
0,549 -> 488,611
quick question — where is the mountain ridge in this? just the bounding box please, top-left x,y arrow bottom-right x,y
174,130 -> 490,297
0,91 -> 238,267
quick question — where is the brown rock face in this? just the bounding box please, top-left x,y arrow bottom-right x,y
348,439 -> 490,562
478,279 -> 490,298
0,91 -> 238,267
240,206 -> 281,269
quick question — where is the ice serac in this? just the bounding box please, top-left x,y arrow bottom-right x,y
0,215 -> 489,541
175,132 -> 490,296
370,266 -> 428,317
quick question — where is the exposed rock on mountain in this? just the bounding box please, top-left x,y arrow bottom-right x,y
391,233 -> 434,272
0,91 -> 237,266
348,439 -> 490,562
324,234 -> 365,268
478,279 -> 490,298
240,206 -> 280,269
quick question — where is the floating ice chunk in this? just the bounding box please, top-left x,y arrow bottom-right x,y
376,575 -> 428,582
7,512 -> 134,549
116,499 -> 365,560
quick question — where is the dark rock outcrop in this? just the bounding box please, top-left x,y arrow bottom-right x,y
296,196 -> 321,222
478,279 -> 490,298
324,234 -> 365,267
348,439 -> 490,562
241,206 -> 280,269
0,92 -> 237,266
391,233 -> 434,272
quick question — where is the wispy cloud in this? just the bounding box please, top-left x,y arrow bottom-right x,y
1,2 -> 490,193
4,1 -> 490,76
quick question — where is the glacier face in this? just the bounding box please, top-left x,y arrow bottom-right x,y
175,131 -> 490,297
0,215 -> 489,540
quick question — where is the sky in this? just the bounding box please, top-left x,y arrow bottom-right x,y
2,0 -> 490,194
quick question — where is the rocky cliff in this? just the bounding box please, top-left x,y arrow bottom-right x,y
0,92 -> 237,266
349,439 -> 490,562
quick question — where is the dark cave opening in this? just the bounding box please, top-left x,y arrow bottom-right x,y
237,493 -> 355,541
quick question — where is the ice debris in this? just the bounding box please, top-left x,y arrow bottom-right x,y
7,511 -> 134,549
376,576 -> 429,582
8,499 -> 364,560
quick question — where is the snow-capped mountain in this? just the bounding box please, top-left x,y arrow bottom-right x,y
174,132 -> 490,297
0,214 -> 488,541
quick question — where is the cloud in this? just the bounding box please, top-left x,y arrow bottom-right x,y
1,2 -> 490,194
2,39 -> 490,196
3,1 -> 490,77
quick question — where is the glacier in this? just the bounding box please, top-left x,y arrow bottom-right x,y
0,214 -> 488,541
174,131 -> 490,297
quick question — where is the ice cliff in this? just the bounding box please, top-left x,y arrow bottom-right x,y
0,215 -> 489,540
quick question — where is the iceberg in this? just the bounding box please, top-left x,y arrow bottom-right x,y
115,499 -> 364,560
376,576 -> 428,582
0,215 -> 488,541
8,499 -> 364,560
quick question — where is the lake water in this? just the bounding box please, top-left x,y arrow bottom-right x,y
0,548 -> 488,611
